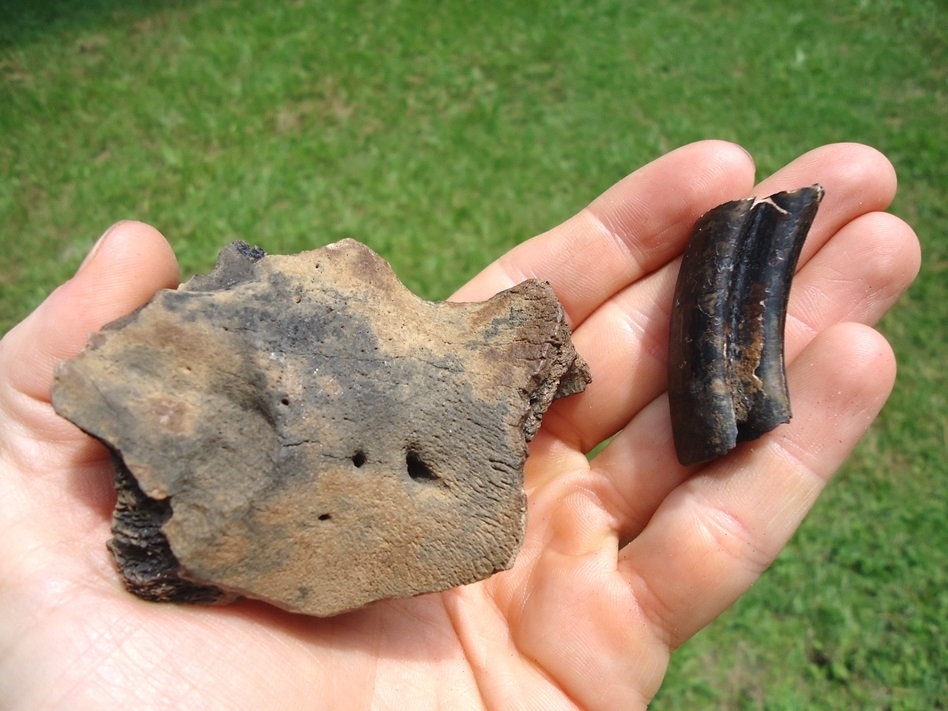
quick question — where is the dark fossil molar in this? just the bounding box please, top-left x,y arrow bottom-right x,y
668,185 -> 824,466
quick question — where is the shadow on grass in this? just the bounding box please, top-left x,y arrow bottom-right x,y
0,0 -> 197,49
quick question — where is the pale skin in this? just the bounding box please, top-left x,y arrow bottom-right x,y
0,141 -> 920,709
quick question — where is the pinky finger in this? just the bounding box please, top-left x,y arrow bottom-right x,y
618,322 -> 896,649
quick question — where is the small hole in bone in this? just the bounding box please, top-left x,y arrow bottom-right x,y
351,451 -> 366,468
318,513 -> 331,521
406,449 -> 437,482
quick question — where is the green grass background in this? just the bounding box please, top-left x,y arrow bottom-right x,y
1,0 -> 944,707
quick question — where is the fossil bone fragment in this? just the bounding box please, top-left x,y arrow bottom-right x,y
668,185 -> 823,466
52,239 -> 590,616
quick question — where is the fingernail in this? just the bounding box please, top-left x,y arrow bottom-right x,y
77,222 -> 122,274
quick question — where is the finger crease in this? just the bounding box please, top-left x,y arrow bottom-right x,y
623,567 -> 678,651
585,208 -> 645,283
688,485 -> 774,576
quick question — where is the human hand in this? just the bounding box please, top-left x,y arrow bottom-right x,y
0,141 -> 919,709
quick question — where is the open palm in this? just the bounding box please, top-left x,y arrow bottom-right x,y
0,141 -> 919,709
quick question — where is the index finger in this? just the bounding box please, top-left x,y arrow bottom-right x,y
450,140 -> 756,328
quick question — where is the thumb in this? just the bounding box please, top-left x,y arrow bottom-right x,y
0,221 -> 179,408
